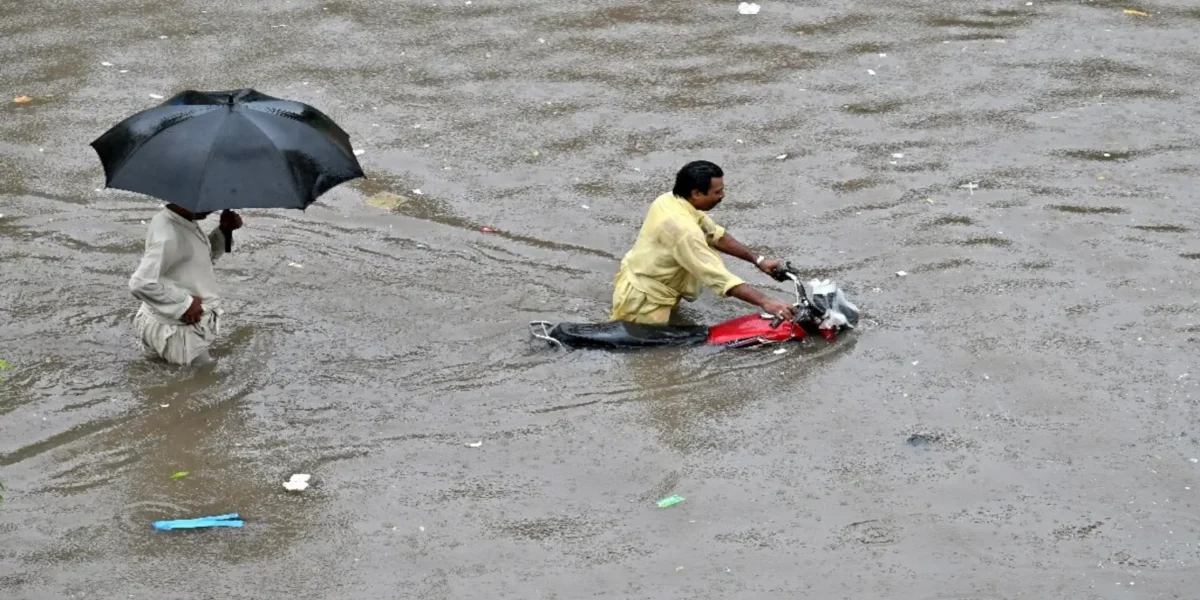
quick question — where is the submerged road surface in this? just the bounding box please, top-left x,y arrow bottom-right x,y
2,0 -> 1199,598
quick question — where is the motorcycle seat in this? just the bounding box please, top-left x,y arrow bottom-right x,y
548,321 -> 710,349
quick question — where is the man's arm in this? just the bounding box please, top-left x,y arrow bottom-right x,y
726,283 -> 795,321
129,231 -> 195,320
208,228 -> 228,262
673,234 -> 796,321
713,232 -> 782,275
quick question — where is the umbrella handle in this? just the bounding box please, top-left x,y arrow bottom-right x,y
222,210 -> 233,253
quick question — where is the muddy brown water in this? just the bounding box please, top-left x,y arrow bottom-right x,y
3,0 -> 1200,598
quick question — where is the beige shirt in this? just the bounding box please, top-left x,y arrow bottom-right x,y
128,208 -> 228,323
616,192 -> 745,304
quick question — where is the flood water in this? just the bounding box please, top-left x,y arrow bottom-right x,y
3,0 -> 1200,598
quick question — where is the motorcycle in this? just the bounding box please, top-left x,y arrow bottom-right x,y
529,262 -> 860,350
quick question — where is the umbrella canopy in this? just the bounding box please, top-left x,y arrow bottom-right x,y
90,89 -> 365,213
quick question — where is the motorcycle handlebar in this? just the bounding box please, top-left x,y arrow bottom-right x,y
767,261 -> 805,328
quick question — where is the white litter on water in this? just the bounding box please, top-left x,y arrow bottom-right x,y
148,94 -> 164,99
879,53 -> 887,57
892,153 -> 905,158
412,189 -> 423,195
912,361 -> 919,366
896,271 -> 907,277
288,262 -> 303,268
867,69 -> 877,76
283,473 -> 311,491
738,2 -> 760,15
353,149 -> 365,156
773,348 -> 787,355
775,154 -> 788,160
466,440 -> 483,448
581,204 -> 589,209
101,61 -> 113,66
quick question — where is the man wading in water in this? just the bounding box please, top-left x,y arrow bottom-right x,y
610,160 -> 797,325
128,204 -> 243,366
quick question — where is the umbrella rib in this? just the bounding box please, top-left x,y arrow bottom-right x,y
192,114 -> 228,210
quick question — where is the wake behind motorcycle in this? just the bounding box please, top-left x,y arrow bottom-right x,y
529,263 -> 860,351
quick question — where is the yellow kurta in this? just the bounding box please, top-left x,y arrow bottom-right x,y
610,193 -> 745,324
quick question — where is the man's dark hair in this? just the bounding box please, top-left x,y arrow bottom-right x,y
672,160 -> 724,199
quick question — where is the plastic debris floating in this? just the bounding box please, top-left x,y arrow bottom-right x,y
282,473 -> 310,492
737,2 -> 760,15
153,513 -> 243,531
656,495 -> 686,508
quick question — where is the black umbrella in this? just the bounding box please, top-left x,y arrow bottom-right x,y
90,88 -> 365,214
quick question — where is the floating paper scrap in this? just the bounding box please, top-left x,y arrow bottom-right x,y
412,189 -> 423,195
149,94 -> 164,99
466,441 -> 483,448
896,271 -> 907,277
868,69 -> 877,76
353,149 -> 364,156
283,473 -> 310,491
288,261 -> 303,268
101,61 -> 113,66
775,154 -> 788,160
737,2 -> 760,15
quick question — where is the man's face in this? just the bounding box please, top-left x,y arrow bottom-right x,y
690,177 -> 725,211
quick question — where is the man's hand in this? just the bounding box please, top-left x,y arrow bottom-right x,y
760,298 -> 797,322
219,210 -> 243,231
181,296 -> 203,325
757,257 -> 782,277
